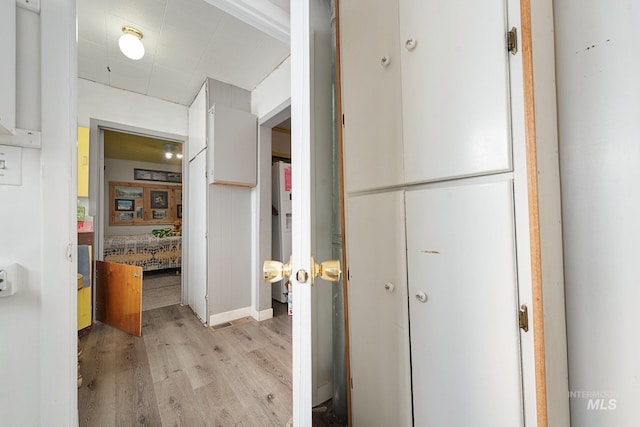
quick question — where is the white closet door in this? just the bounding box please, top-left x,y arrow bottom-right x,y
399,0 -> 512,183
346,191 -> 412,427
187,150 -> 208,324
339,0 -> 404,192
406,179 -> 523,425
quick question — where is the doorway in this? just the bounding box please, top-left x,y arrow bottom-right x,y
86,121 -> 188,334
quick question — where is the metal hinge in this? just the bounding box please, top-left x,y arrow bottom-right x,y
507,27 -> 518,55
519,304 -> 529,332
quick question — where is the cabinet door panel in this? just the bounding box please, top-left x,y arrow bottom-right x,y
187,151 -> 207,324
340,0 -> 404,192
406,180 -> 523,425
400,0 -> 512,183
346,191 -> 412,427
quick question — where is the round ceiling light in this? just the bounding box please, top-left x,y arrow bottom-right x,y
119,26 -> 145,60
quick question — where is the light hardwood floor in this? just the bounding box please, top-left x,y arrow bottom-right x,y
79,303 -> 294,426
142,271 -> 182,312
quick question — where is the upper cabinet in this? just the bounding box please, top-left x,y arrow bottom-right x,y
340,0 -> 514,191
208,105 -> 257,187
77,126 -> 89,197
340,0 -> 405,193
399,0 -> 513,184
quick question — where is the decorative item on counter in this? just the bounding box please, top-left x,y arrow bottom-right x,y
77,216 -> 94,232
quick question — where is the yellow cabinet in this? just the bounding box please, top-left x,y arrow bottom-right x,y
77,126 -> 89,197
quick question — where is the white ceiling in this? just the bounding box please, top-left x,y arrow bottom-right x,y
77,0 -> 290,106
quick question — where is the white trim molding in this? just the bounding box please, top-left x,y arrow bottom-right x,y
203,0 -> 289,45
209,306 -> 252,326
252,307 -> 274,321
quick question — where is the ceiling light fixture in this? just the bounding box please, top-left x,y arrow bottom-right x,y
119,26 -> 145,60
164,144 -> 183,160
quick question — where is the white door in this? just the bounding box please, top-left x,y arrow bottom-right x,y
289,0 -> 335,424
187,150 -> 207,324
406,179 -> 523,425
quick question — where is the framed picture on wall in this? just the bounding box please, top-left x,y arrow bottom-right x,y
150,190 -> 169,209
136,207 -> 143,219
115,199 -> 134,211
152,210 -> 168,220
167,172 -> 182,183
177,204 -> 182,219
115,186 -> 143,199
119,212 -> 134,221
151,171 -> 167,181
134,169 -> 152,180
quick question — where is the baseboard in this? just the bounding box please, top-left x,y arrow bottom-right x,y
252,307 -> 274,321
314,382 -> 333,407
209,306 -> 252,326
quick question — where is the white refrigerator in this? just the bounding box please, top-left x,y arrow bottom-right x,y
271,161 -> 292,303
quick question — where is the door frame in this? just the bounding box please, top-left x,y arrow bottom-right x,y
88,119 -> 187,311
252,100 -> 291,322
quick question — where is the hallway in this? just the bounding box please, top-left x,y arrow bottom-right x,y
78,303 -> 293,426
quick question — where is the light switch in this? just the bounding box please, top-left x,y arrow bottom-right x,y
0,145 -> 22,185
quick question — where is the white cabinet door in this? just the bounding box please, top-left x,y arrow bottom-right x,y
346,191 -> 412,427
187,150 -> 208,324
406,179 -> 523,425
208,105 -> 257,186
188,83 -> 207,162
339,0 -> 404,192
399,0 -> 512,183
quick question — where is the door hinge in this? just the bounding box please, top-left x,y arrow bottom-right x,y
519,304 -> 529,332
507,27 -> 518,55
342,114 -> 345,127
350,377 -> 354,389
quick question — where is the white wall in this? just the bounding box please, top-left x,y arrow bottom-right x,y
251,56 -> 291,120
555,1 -> 640,425
104,158 -> 181,236
0,1 -> 77,425
78,79 -> 188,135
250,45 -> 291,317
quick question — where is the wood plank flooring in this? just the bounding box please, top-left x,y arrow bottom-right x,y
142,271 -> 181,312
79,303 -> 293,426
79,301 -> 343,426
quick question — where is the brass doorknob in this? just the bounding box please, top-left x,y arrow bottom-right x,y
263,257 -> 292,283
312,258 -> 341,283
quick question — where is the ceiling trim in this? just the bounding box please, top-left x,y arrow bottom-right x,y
203,0 -> 290,45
